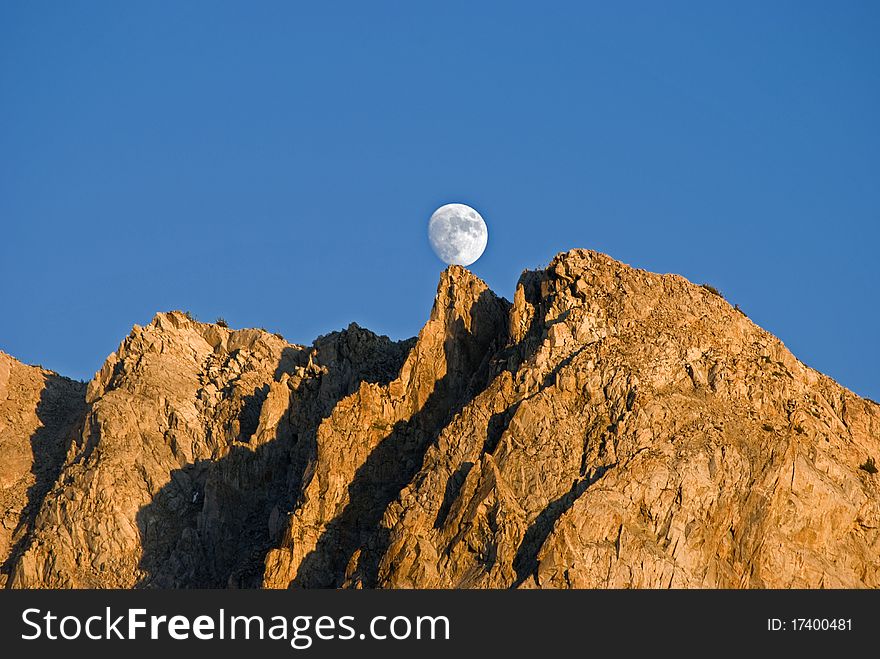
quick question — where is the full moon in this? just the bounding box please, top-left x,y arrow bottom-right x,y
428,203 -> 488,266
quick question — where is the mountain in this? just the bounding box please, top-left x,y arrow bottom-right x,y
1,249 -> 878,588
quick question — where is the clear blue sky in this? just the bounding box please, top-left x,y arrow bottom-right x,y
1,1 -> 878,400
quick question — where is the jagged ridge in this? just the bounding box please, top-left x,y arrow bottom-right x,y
1,250 -> 878,589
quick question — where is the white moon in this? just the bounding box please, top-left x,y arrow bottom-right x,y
428,203 -> 488,266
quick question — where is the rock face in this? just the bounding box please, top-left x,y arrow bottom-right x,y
5,315 -> 410,588
0,353 -> 86,587
2,250 -> 879,588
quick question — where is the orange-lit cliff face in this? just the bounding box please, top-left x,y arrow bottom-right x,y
2,250 -> 879,589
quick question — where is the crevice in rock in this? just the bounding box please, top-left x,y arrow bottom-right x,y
511,462 -> 616,588
434,461 -> 474,529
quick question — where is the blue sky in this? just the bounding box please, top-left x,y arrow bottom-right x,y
1,1 -> 878,400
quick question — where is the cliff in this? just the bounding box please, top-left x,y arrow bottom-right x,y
2,250 -> 878,588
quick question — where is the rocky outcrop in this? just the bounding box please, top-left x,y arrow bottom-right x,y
0,353 -> 86,587
2,249 -> 878,588
365,251 -> 880,588
262,267 -> 510,587
7,314 -> 411,587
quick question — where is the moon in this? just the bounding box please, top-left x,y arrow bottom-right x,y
428,203 -> 488,266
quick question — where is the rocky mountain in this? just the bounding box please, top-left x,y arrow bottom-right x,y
1,249 -> 878,588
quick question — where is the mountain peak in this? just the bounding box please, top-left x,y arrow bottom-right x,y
2,250 -> 879,589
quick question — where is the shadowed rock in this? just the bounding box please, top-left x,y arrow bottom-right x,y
0,355 -> 86,588
3,250 -> 879,589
